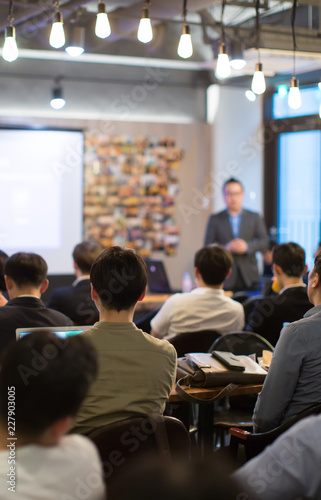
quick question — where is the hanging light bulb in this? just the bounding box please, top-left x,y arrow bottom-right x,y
50,86 -> 66,110
245,90 -> 256,102
65,27 -> 85,56
95,2 -> 111,39
137,4 -> 153,43
215,43 -> 231,79
288,76 -> 301,110
3,26 -> 18,62
230,40 -> 246,70
49,11 -> 65,48
251,62 -> 266,94
177,24 -> 193,59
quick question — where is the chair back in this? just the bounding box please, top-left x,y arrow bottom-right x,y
209,331 -> 274,358
87,415 -> 190,495
230,402 -> 321,460
168,330 -> 220,357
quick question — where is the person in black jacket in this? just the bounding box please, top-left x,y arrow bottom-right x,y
245,242 -> 313,345
0,252 -> 73,358
47,241 -> 104,325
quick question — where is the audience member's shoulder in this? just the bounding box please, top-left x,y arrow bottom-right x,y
140,329 -> 177,357
61,434 -> 101,457
46,307 -> 74,324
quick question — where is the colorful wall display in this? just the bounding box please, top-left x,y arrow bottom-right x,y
84,134 -> 183,256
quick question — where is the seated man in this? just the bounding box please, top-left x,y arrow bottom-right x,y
234,413 -> 321,499
73,246 -> 177,434
252,251 -> 321,433
48,240 -> 104,325
0,331 -> 105,499
150,245 -> 244,339
245,242 -> 312,345
0,252 -> 73,357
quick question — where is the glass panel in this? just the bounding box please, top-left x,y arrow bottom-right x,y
273,87 -> 321,119
278,130 -> 321,270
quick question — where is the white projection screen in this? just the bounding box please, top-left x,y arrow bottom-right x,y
0,129 -> 84,274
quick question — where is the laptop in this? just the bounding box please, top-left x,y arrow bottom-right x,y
16,325 -> 92,341
145,259 -> 181,294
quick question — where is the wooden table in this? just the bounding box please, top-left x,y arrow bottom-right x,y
168,383 -> 262,402
135,294 -> 170,312
167,383 -> 263,454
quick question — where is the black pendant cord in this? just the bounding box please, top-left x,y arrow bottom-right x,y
255,0 -> 261,61
183,0 -> 187,22
8,0 -> 14,25
291,0 -> 298,76
221,0 -> 226,45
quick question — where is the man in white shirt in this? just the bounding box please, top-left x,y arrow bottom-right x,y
0,331 -> 105,500
151,245 -> 244,339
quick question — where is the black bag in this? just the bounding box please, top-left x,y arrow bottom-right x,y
176,354 -> 266,404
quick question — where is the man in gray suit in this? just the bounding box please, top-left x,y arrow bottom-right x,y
204,178 -> 268,291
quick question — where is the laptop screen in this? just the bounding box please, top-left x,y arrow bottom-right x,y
145,260 -> 172,293
16,325 -> 92,341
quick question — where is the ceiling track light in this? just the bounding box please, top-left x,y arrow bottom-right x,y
3,1 -> 18,62
65,26 -> 85,57
177,0 -> 193,59
251,0 -> 266,95
137,1 -> 153,43
215,0 -> 230,79
50,82 -> 66,110
95,1 -> 111,39
49,1 -> 65,49
288,0 -> 301,110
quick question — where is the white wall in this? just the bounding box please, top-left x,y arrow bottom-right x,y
207,85 -> 264,215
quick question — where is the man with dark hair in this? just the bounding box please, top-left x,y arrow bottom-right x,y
0,331 -> 105,499
246,242 -> 312,345
0,250 -> 8,307
0,252 -> 73,357
73,246 -> 177,433
48,240 -> 104,325
252,251 -> 321,433
204,178 -> 268,291
150,245 -> 244,339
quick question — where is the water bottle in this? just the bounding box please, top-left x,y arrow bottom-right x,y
182,272 -> 193,293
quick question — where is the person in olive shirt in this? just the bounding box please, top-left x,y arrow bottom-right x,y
73,246 -> 177,434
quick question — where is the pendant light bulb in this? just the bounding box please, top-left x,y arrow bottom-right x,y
49,11 -> 65,48
288,77 -> 302,110
251,62 -> 266,94
215,43 -> 231,79
137,8 -> 153,43
65,27 -> 85,57
50,87 -> 65,110
95,3 -> 111,39
3,26 -> 18,62
177,24 -> 193,59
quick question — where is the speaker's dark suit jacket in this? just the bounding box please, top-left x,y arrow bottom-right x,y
47,279 -> 99,326
204,209 -> 268,291
0,296 -> 73,357
245,286 -> 313,346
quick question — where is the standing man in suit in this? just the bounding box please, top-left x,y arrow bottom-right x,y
204,178 -> 268,291
47,241 -> 104,325
0,252 -> 73,357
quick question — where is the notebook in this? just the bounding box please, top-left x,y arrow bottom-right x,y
145,259 -> 180,294
16,325 -> 92,341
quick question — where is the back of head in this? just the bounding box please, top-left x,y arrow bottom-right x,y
273,242 -> 306,277
4,252 -> 47,288
72,240 -> 104,274
0,331 -> 98,439
0,250 -> 8,293
312,252 -> 321,279
90,246 -> 147,312
194,245 -> 233,285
